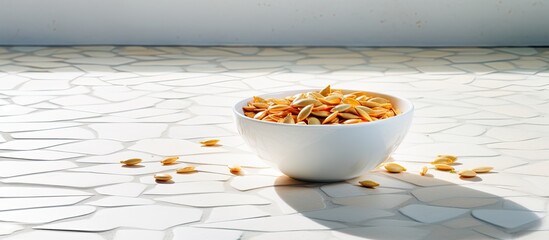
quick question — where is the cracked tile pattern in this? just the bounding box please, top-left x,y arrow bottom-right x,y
0,46 -> 548,239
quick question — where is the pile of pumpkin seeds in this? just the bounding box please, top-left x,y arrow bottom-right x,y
243,85 -> 400,125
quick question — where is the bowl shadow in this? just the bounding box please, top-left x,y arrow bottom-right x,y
273,172 -> 544,239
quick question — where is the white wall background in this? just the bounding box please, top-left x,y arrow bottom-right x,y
1,0 -> 549,46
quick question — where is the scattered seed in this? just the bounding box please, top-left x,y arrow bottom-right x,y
434,164 -> 454,171
420,166 -> 428,176
228,164 -> 242,174
161,156 -> 179,165
459,169 -> 477,178
120,158 -> 142,166
384,163 -> 407,173
359,180 -> 380,188
472,166 -> 493,173
437,155 -> 457,162
200,139 -> 220,146
176,166 -> 197,174
430,157 -> 453,165
154,173 -> 172,181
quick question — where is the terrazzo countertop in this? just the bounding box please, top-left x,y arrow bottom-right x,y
0,46 -> 548,240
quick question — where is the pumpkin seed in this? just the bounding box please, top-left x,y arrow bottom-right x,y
154,173 -> 172,181
459,169 -> 477,178
312,105 -> 331,112
253,110 -> 268,120
368,97 -> 390,104
369,110 -> 388,118
307,92 -> 324,99
355,106 -> 373,121
228,164 -> 242,174
297,104 -> 314,122
355,105 -> 373,113
282,113 -> 295,124
356,95 -> 369,101
434,164 -> 454,171
360,101 -> 381,108
420,166 -> 428,176
120,158 -> 142,166
323,111 -> 339,124
343,93 -> 357,99
343,119 -> 362,124
472,166 -> 493,173
319,96 -> 341,105
339,112 -> 360,119
268,104 -> 290,112
161,156 -> 179,165
430,157 -> 453,165
252,102 -> 269,109
244,112 -> 256,118
319,85 -> 331,96
200,139 -> 220,146
242,105 -> 255,111
292,98 -> 322,107
176,166 -> 197,174
359,180 -> 380,188
346,107 -> 359,115
437,155 -> 457,162
311,111 -> 330,117
380,103 -> 393,109
384,163 -> 406,173
331,104 -> 351,113
271,98 -> 290,105
253,96 -> 266,103
307,117 -> 321,125
343,98 -> 361,106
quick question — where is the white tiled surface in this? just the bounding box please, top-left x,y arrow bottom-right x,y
0,46 -> 549,239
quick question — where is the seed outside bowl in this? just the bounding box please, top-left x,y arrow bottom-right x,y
233,89 -> 414,182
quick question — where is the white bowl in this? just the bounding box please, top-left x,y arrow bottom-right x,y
233,89 -> 414,182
